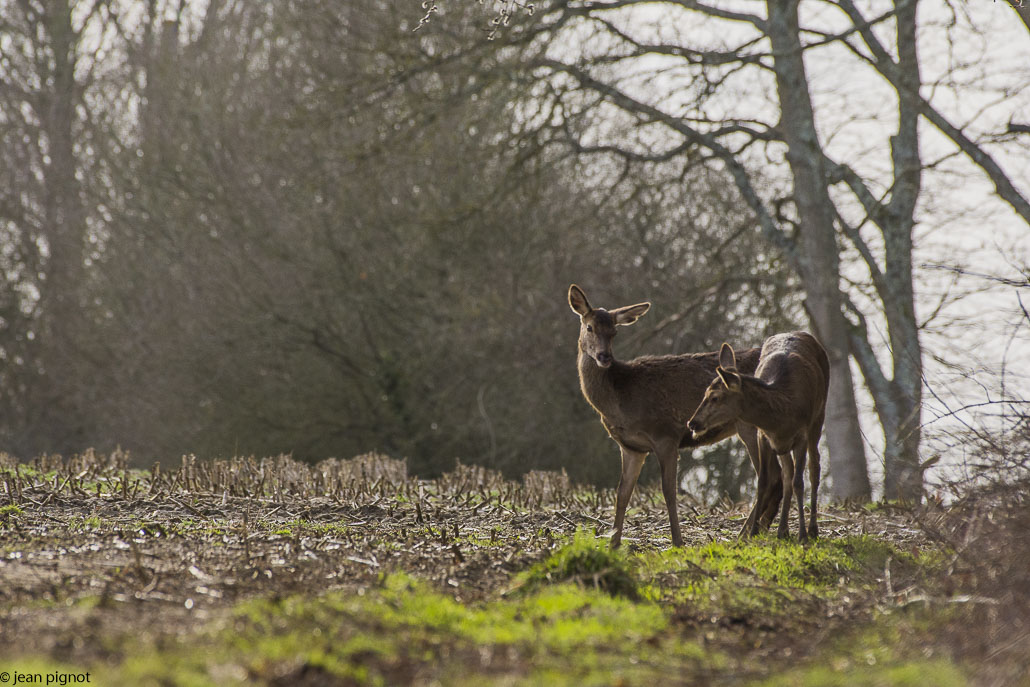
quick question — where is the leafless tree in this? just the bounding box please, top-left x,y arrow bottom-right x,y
429,0 -> 1030,502
0,0 -> 122,453
0,0 -> 830,504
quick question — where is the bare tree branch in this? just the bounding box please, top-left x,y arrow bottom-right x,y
530,56 -> 799,266
841,292 -> 891,410
836,0 -> 1030,227
921,264 -> 1030,288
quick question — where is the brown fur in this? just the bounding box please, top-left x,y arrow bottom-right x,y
688,332 -> 829,542
568,284 -> 781,547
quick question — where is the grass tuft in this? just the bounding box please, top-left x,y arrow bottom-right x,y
514,529 -> 641,599
1,503 -> 24,526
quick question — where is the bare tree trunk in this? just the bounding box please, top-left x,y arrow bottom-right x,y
36,0 -> 90,452
834,0 -> 938,503
875,0 -> 924,501
766,0 -> 872,501
447,0 -> 1030,502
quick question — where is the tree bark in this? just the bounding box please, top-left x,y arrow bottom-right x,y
879,0 -> 924,502
36,0 -> 90,452
766,0 -> 872,501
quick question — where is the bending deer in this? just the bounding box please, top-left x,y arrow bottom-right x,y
687,332 -> 829,542
568,284 -> 781,548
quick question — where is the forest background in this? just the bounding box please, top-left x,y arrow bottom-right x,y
1,0 -> 1028,505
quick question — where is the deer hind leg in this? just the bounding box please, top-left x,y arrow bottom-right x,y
656,441 -> 684,547
611,445 -> 647,549
792,446 -> 808,544
757,447 -> 783,533
775,450 -> 795,540
807,432 -> 822,540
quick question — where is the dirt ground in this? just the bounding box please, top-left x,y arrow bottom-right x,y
1,450 -> 1028,685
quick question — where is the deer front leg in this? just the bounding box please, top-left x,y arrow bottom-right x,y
611,445 -> 646,549
656,440 -> 683,547
736,422 -> 762,538
740,493 -> 761,539
748,437 -> 775,537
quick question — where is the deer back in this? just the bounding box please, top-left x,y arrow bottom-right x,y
581,346 -> 761,449
753,332 -> 829,427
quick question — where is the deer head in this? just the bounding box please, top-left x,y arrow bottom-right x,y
568,284 -> 650,369
687,342 -> 744,436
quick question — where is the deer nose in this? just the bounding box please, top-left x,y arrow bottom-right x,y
596,352 -> 613,366
687,419 -> 701,434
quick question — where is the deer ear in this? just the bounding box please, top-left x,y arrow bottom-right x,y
568,284 -> 591,316
718,343 -> 737,371
612,302 -> 650,326
716,367 -> 742,391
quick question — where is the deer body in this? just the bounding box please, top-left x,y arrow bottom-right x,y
568,284 -> 779,548
688,332 -> 829,542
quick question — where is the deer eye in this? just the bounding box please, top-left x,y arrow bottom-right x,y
586,325 -> 594,333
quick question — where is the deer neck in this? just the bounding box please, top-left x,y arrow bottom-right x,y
577,348 -> 621,417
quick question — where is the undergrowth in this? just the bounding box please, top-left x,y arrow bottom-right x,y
4,450 -> 1025,686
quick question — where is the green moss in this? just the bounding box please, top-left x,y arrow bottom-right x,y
631,534 -> 948,624
166,518 -> 230,538
757,658 -> 967,687
749,595 -> 970,687
0,464 -> 56,481
514,529 -> 641,599
235,573 -> 665,649
102,571 -> 704,686
0,503 -> 24,527
638,535 -> 932,599
67,515 -> 103,531
755,609 -> 968,687
116,643 -> 236,687
253,518 -> 349,538
133,520 -> 169,537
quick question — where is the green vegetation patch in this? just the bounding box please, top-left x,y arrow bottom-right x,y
67,514 -> 104,531
253,518 -> 350,538
642,536 -> 920,593
512,528 -> 641,599
633,535 -> 931,622
0,503 -> 24,526
754,607 -> 969,687
78,535 -> 949,686
113,572 -> 713,686
0,463 -> 57,481
757,658 -> 966,687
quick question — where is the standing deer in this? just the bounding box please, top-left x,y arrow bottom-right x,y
687,332 -> 829,542
568,284 -> 781,548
